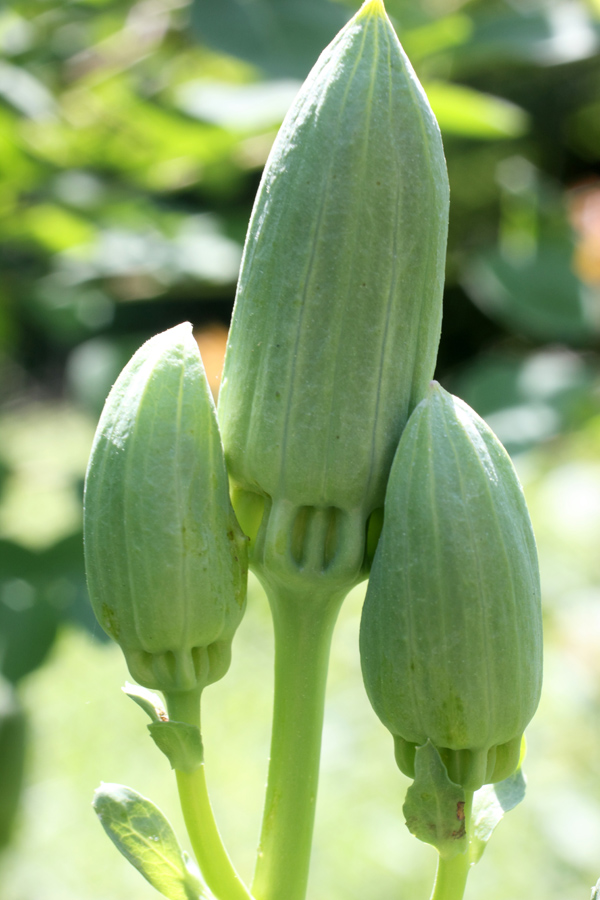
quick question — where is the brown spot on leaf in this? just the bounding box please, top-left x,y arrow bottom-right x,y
456,801 -> 465,821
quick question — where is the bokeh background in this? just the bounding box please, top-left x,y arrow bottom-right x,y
1,0 -> 600,897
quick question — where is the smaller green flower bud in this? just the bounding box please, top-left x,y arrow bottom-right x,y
359,382 -> 542,790
84,324 -> 247,695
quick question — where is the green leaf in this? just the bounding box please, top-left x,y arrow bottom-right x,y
425,81 -> 528,139
0,61 -> 56,119
0,677 -> 26,849
25,203 -> 95,253
148,720 -> 204,773
449,348 -> 595,456
402,741 -> 468,859
457,6 -> 598,70
402,14 -> 473,61
463,238 -> 594,345
123,682 -> 167,724
176,80 -> 301,132
0,540 -> 61,684
93,783 -> 208,900
591,878 -> 600,900
470,768 -> 526,863
190,0 -> 350,78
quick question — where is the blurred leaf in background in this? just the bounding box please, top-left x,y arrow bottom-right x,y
0,677 -> 26,851
190,0 -> 351,77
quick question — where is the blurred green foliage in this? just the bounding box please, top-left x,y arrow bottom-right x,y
1,0 -> 600,896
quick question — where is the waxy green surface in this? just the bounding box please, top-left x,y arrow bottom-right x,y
360,383 -> 543,790
84,324 -> 247,694
218,0 -> 449,584
93,783 -> 209,900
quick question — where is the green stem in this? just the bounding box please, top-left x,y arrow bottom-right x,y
429,791 -> 474,900
251,591 -> 343,900
166,689 -> 254,900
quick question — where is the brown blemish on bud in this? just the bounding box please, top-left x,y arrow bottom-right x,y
451,800 -> 467,840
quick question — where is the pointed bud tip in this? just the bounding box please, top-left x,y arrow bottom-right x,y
356,0 -> 387,19
139,321 -> 198,363
425,380 -> 446,407
153,321 -> 194,346
168,320 -> 193,336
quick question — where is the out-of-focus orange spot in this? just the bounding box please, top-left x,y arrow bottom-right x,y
195,323 -> 228,400
570,181 -> 600,284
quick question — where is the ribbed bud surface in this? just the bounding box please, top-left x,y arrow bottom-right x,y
218,0 -> 449,594
360,382 -> 542,789
84,324 -> 247,694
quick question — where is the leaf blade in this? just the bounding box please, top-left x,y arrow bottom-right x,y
148,720 -> 204,773
471,767 -> 526,863
425,81 -> 529,138
403,741 -> 468,860
93,782 -> 208,900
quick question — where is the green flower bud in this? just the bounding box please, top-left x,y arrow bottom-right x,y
84,324 -> 248,695
218,0 -> 449,598
359,382 -> 542,790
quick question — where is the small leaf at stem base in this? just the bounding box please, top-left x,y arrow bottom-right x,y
148,720 -> 204,773
403,740 -> 467,859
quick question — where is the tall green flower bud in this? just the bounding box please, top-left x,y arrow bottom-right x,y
218,0 -> 449,598
84,324 -> 247,695
360,382 -> 542,791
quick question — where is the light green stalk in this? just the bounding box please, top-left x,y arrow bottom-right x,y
430,793 -> 474,900
252,591 -> 344,900
246,503 -> 364,900
166,690 -> 254,900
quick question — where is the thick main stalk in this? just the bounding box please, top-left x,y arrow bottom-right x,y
252,592 -> 343,900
